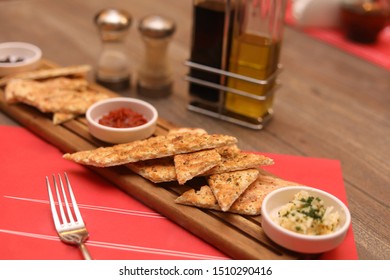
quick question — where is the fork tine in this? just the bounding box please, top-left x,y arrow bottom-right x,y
53,174 -> 69,225
46,176 -> 61,228
64,172 -> 84,224
58,173 -> 76,224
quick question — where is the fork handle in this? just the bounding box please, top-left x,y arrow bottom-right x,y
79,243 -> 93,260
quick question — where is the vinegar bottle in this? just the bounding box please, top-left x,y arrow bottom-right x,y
189,0 -> 235,104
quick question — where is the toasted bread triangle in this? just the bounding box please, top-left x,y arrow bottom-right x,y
175,169 -> 299,215
128,150 -> 273,183
228,169 -> 299,215
64,133 -> 237,167
175,185 -> 220,210
52,112 -> 77,125
0,64 -> 92,86
174,149 -> 221,184
203,152 -> 273,176
208,168 -> 259,211
5,78 -> 110,114
127,157 -> 176,183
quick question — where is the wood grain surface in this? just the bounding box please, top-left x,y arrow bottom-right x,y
0,0 -> 389,259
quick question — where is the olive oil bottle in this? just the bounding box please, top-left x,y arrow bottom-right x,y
225,0 -> 286,121
225,33 -> 281,119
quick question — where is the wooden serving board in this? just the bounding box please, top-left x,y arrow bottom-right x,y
0,60 -> 307,260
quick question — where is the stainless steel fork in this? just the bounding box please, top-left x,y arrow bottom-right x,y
46,173 -> 92,260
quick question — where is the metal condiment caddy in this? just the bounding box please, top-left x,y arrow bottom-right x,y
185,0 -> 287,130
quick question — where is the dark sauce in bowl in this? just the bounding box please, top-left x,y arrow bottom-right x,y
0,56 -> 25,63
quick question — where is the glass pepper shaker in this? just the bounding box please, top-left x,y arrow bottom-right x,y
137,15 -> 176,98
94,8 -> 132,91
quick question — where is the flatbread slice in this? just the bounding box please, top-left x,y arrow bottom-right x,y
5,77 -> 109,114
169,127 -> 219,184
228,169 -> 299,215
63,133 -> 238,167
203,152 -> 273,175
175,185 -> 220,210
167,133 -> 237,154
208,168 -> 259,211
5,79 -> 41,103
41,77 -> 89,90
34,88 -> 110,114
167,128 -> 240,157
127,150 -> 273,183
52,112 -> 77,125
175,169 -> 299,215
168,128 -> 239,184
168,127 -> 208,136
174,149 -> 221,185
5,77 -> 89,103
0,64 -> 92,86
215,144 -> 241,157
127,157 -> 176,183
5,79 -> 110,114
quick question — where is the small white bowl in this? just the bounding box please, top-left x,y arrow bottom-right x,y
261,186 -> 351,254
86,97 -> 158,144
0,42 -> 42,76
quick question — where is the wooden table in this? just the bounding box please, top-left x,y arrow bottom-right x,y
0,0 -> 389,260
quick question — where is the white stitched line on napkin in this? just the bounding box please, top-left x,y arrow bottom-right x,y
0,229 -> 58,242
4,195 -> 164,219
0,229 -> 228,260
89,240 -> 229,260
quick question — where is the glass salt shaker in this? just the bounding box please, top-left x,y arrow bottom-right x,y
94,8 -> 132,91
137,15 -> 176,98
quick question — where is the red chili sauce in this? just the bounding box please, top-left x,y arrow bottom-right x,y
98,107 -> 147,128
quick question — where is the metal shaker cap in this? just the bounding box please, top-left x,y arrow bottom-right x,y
94,8 -> 132,41
95,8 -> 132,31
138,15 -> 176,38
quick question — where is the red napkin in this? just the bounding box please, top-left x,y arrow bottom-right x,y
0,126 -> 227,260
0,126 -> 357,260
261,153 -> 357,260
285,1 -> 390,71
